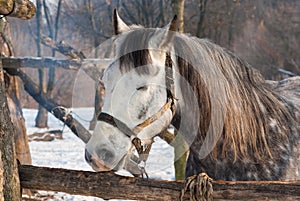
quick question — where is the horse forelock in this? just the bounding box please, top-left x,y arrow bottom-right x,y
115,29 -> 157,75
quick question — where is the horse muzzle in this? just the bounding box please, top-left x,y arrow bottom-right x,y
85,149 -> 112,172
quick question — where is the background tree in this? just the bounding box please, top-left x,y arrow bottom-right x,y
43,0 -> 63,103
35,0 -> 48,128
171,0 -> 189,181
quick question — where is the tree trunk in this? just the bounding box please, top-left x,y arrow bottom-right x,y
35,0 -> 48,128
0,67 -> 21,201
0,15 -> 32,196
43,0 -> 62,109
5,75 -> 32,165
171,0 -> 188,181
0,17 -> 32,166
86,0 -> 106,130
172,0 -> 185,33
173,130 -> 188,180
196,0 -> 208,37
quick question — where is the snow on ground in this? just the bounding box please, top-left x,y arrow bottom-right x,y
22,108 -> 175,201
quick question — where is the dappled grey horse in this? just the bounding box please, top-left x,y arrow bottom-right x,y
85,10 -> 300,200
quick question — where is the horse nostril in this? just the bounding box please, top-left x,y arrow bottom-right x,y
85,149 -> 92,163
97,149 -> 114,162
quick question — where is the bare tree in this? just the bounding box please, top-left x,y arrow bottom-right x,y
195,0 -> 208,37
172,0 -> 185,33
43,0 -> 63,101
118,0 -> 172,28
232,0 -> 299,79
35,0 -> 48,128
171,0 -> 188,181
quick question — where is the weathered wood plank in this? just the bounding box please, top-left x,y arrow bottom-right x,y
1,57 -> 111,82
0,0 -> 36,20
2,57 -> 110,70
19,165 -> 300,201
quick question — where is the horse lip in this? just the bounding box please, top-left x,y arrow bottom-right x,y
89,152 -> 129,172
88,155 -> 113,172
88,151 -> 142,176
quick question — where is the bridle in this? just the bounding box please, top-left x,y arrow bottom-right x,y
97,52 -> 176,176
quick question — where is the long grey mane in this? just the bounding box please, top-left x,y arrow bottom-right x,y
174,34 -> 297,160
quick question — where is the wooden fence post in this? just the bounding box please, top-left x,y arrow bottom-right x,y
0,65 -> 21,201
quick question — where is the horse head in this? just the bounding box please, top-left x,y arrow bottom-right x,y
85,10 -> 179,175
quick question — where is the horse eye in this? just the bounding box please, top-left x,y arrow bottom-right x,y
136,86 -> 148,91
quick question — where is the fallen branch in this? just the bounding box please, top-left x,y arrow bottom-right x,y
0,0 -> 36,20
28,129 -> 63,142
6,68 -> 91,143
19,165 -> 300,201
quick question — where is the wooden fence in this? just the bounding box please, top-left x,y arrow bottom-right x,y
18,165 -> 300,201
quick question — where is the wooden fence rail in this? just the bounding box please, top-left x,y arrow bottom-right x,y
19,165 -> 300,201
2,57 -> 112,82
2,57 -> 83,70
2,57 -> 112,70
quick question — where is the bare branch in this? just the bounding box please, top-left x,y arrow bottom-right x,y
5,68 -> 92,143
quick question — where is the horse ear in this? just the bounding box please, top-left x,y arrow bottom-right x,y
151,15 -> 178,51
167,15 -> 178,32
113,9 -> 130,35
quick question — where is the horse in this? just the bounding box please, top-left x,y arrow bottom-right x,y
85,10 -> 300,199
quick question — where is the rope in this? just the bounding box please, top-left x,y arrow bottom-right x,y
50,106 -> 91,134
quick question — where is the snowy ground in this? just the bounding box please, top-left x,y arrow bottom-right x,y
22,108 -> 175,201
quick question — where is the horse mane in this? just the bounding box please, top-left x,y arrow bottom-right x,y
114,28 -> 295,162
174,35 -> 295,161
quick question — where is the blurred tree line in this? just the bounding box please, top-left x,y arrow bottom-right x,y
8,0 -> 299,108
